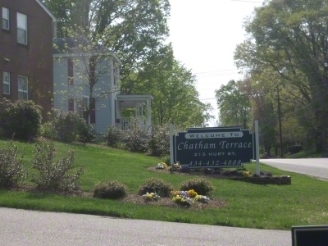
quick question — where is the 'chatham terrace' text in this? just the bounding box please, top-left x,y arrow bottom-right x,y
177,141 -> 252,150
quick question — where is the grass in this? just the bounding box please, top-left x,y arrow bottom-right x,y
286,150 -> 328,158
1,139 -> 328,230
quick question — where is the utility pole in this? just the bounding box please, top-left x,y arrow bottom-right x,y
277,84 -> 283,158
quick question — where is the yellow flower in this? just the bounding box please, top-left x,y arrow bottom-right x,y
187,189 -> 198,198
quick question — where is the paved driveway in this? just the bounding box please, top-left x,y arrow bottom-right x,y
0,208 -> 291,246
260,158 -> 328,180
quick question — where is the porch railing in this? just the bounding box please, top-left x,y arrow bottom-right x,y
115,117 -> 148,131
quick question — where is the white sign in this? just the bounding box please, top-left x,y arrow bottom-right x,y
185,131 -> 244,139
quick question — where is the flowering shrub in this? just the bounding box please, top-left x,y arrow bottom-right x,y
0,141 -> 26,188
156,162 -> 168,169
148,125 -> 170,157
169,163 -> 181,171
172,194 -> 193,206
137,178 -> 173,197
171,189 -> 211,206
32,140 -> 84,191
180,178 -> 213,195
194,195 -> 211,203
142,192 -> 160,201
187,189 -> 198,198
242,171 -> 252,177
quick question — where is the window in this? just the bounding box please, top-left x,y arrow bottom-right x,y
18,75 -> 28,100
17,12 -> 27,44
68,97 -> 93,123
113,67 -> 119,86
2,7 -> 9,30
68,58 -> 74,85
3,72 -> 10,95
76,98 -> 88,120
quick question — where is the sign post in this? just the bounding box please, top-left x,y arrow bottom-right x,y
169,124 -> 174,165
255,120 -> 260,175
172,126 -> 255,168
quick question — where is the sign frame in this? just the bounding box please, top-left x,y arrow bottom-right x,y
291,225 -> 328,246
172,126 -> 256,168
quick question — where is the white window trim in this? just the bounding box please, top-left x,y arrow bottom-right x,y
3,72 -> 10,95
17,12 -> 27,44
2,7 -> 9,30
18,75 -> 28,100
72,97 -> 90,122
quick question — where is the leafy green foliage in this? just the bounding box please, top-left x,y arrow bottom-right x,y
51,110 -> 89,143
53,111 -> 82,142
42,0 -> 170,85
128,45 -> 213,127
148,125 -> 170,157
0,99 -> 42,141
31,140 -> 84,191
106,126 -> 122,147
39,122 -> 57,139
77,123 -> 97,143
0,142 -> 25,188
234,0 -> 328,152
122,122 -> 149,153
215,79 -> 251,129
138,178 -> 173,197
180,178 -> 213,196
93,180 -> 128,200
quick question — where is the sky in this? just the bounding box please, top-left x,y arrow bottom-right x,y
167,0 -> 264,126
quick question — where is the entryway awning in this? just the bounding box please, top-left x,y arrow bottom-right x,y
117,94 -> 153,108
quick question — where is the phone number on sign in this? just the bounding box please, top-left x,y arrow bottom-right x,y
188,160 -> 242,167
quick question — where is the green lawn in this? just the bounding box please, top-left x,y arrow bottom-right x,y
286,150 -> 328,158
1,139 -> 328,230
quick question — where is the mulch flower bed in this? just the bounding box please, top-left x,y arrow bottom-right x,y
122,193 -> 226,210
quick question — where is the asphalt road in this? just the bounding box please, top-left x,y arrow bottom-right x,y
260,158 -> 328,180
0,208 -> 291,246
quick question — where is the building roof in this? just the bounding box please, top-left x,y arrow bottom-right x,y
53,37 -> 122,64
36,0 -> 56,22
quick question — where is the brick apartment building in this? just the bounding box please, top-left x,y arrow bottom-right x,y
0,0 -> 56,119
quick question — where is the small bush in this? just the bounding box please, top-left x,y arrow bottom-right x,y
77,123 -> 97,143
51,110 -> 87,143
45,110 -> 97,143
0,141 -> 25,188
148,125 -> 170,157
138,178 -> 173,197
122,123 -> 149,153
0,99 -> 42,141
106,126 -> 122,147
180,178 -> 213,195
31,140 -> 84,191
93,180 -> 128,199
40,122 -> 57,139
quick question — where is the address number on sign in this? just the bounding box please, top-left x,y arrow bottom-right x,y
188,160 -> 242,167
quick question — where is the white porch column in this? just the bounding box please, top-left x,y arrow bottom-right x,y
146,99 -> 151,130
115,99 -> 121,120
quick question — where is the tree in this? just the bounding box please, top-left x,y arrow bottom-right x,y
234,0 -> 328,152
43,0 -> 213,128
42,0 -> 170,83
215,79 -> 252,129
128,44 -> 213,128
